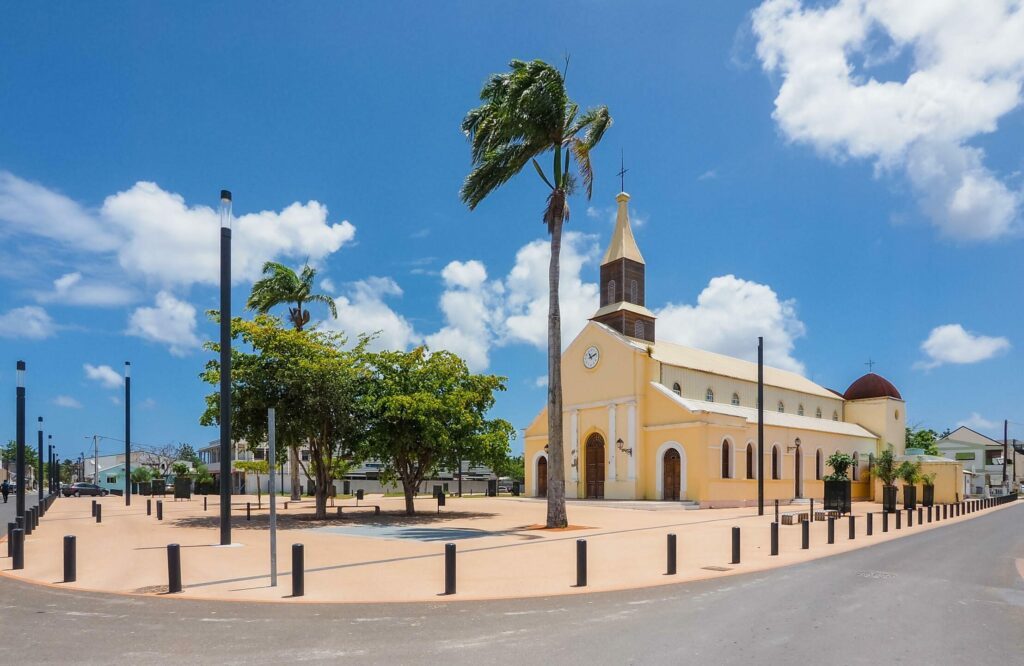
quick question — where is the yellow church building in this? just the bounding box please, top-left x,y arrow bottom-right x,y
524,191 -> 914,507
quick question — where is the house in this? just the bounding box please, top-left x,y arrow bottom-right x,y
936,426 -> 1010,495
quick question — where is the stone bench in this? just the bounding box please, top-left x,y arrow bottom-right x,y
781,512 -> 808,525
814,510 -> 840,521
337,504 -> 381,517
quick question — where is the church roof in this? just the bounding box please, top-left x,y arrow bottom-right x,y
843,373 -> 902,401
650,383 -> 878,439
590,301 -> 657,319
601,192 -> 645,265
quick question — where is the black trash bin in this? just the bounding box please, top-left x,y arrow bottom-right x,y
487,479 -> 497,497
512,481 -> 521,496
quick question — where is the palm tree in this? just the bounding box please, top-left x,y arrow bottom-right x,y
246,261 -> 338,499
460,59 -> 611,528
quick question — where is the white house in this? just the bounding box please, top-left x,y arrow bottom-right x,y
935,426 -> 1009,495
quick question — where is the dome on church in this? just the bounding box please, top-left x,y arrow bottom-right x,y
843,373 -> 902,401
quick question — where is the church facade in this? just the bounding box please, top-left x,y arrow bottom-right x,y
524,192 -> 910,506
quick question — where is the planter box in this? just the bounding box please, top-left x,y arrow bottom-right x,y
173,477 -> 192,500
922,484 -> 934,507
138,481 -> 152,496
904,485 -> 917,510
883,485 -> 897,513
824,479 -> 851,514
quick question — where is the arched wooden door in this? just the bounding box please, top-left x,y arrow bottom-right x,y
537,456 -> 547,497
585,434 -> 605,499
663,449 -> 681,501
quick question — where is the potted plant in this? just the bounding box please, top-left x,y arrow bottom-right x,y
171,462 -> 192,500
897,460 -> 922,510
824,451 -> 853,514
871,447 -> 899,513
921,472 -> 936,507
131,466 -> 154,495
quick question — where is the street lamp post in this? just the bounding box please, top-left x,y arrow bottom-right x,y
125,361 -> 131,506
219,189 -> 233,546
47,438 -> 53,494
37,417 -> 43,504
15,361 -> 25,522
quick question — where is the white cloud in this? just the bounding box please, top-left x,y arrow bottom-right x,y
127,291 -> 202,356
915,323 -> 1010,369
84,363 -> 123,389
697,169 -> 718,181
751,0 -> 1024,240
424,261 -> 499,371
324,277 -> 420,351
36,271 -> 135,307
109,396 -> 121,406
957,412 -> 999,432
0,305 -> 55,339
656,275 -> 807,374
319,277 -> 336,293
54,395 -> 83,409
534,375 -> 549,388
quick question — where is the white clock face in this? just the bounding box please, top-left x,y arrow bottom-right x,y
583,345 -> 600,369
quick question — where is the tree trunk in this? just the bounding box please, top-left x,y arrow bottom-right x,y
289,445 -> 301,501
314,465 -> 329,520
546,215 -> 568,528
402,477 -> 418,516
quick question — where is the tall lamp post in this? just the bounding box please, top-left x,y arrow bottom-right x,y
219,189 -> 233,546
757,336 -> 764,516
15,360 -> 26,522
125,361 -> 131,506
37,417 -> 43,503
47,436 -> 53,494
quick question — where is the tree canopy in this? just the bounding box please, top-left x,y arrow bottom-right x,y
905,427 -> 940,455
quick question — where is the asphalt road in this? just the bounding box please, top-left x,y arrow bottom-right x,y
1,502 -> 1021,665
0,491 -> 39,537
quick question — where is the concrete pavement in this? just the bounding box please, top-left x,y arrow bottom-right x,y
0,501 -> 1020,664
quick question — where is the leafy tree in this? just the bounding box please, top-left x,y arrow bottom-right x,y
905,427 -> 940,455
363,347 -> 513,515
171,462 -> 190,478
897,460 -> 922,486
246,261 -> 338,501
871,447 -> 899,487
131,466 -> 155,484
234,460 -> 269,503
493,454 -> 525,481
176,443 -> 201,466
461,59 -> 611,528
2,440 -> 39,471
60,458 -> 74,484
825,452 -> 853,481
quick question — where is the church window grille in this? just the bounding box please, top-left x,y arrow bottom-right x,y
607,280 -> 616,304
672,382 -> 681,396
706,388 -> 714,402
634,321 -> 645,338
731,393 -> 740,406
630,280 -> 638,302
721,440 -> 731,479
777,401 -> 784,413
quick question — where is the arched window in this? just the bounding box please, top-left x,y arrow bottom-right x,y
815,407 -> 822,419
797,404 -> 804,416
815,448 -> 823,480
771,445 -> 781,480
672,382 -> 681,396
777,401 -> 785,413
634,321 -> 645,338
706,388 -> 715,402
630,280 -> 638,302
745,443 -> 755,479
607,280 -> 616,303
731,392 -> 740,406
852,452 -> 860,481
721,440 -> 731,478
832,411 -> 839,421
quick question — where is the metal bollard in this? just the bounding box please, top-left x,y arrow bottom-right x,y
292,543 -> 305,597
928,506 -> 933,522
731,527 -> 741,564
907,508 -> 912,528
25,511 -> 33,536
774,499 -> 779,523
157,500 -> 163,521
883,511 -> 889,532
848,515 -> 856,540
867,513 -> 873,536
167,544 -> 182,593
95,503 -> 102,523
827,517 -> 834,544
810,498 -> 814,522
896,510 -> 901,529
666,533 -> 677,575
147,499 -> 151,516
770,521 -> 779,556
576,539 -> 587,587
918,507 -> 923,524
63,535 -> 76,583
444,542 -> 456,594
801,520 -> 809,549
246,502 -> 251,521
12,528 -> 24,570
91,500 -> 96,517
204,496 -> 207,512
7,522 -> 15,557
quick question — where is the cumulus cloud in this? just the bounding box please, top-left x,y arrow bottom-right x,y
84,364 -> 124,389
957,412 -> 999,432
36,271 -> 135,307
752,0 -> 1024,240
127,291 -> 202,356
324,277 -> 420,351
54,395 -> 83,409
424,261 -> 499,371
656,275 -> 807,374
0,171 -> 119,252
915,323 -> 1010,369
0,305 -> 55,339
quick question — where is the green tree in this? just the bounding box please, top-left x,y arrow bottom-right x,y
234,460 -> 269,503
246,261 -> 339,501
905,427 -> 940,455
2,440 -> 39,471
460,59 -> 611,528
825,452 -> 853,481
60,458 -> 74,484
871,447 -> 899,487
176,443 -> 201,466
363,347 -> 513,515
493,454 -> 525,482
131,466 -> 155,484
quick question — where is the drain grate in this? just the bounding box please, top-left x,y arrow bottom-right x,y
856,570 -> 895,580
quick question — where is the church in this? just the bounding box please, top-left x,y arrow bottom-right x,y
524,191 -> 912,506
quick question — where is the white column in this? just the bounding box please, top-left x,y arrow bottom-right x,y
627,402 -> 637,480
570,409 -> 579,484
608,404 -> 617,481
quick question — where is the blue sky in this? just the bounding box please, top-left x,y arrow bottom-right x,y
2,1 -> 1023,462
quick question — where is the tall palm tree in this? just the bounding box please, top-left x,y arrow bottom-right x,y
460,59 -> 611,528
246,261 -> 338,499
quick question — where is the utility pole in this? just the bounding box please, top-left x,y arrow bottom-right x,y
37,417 -> 43,503
125,361 -> 131,506
93,435 -> 99,484
1003,419 -> 1009,493
757,337 -> 764,516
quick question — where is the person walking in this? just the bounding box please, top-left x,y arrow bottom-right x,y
1,478 -> 10,503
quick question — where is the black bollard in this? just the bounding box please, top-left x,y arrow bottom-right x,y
167,544 -> 182,593
91,500 -> 96,517
810,498 -> 814,522
770,521 -> 779,556
883,511 -> 889,532
12,528 -> 24,570
157,500 -> 163,521
147,499 -> 151,516
25,510 -> 33,536
801,520 -> 809,549
63,535 -> 76,582
7,522 -> 15,557
896,510 -> 902,529
445,542 -> 456,594
292,543 -> 305,597
774,499 -> 779,523
867,513 -> 873,536
204,496 -> 207,512
576,539 -> 587,587
928,506 -> 932,522
95,503 -> 101,523
731,527 -> 741,564
848,515 -> 856,540
827,517 -> 834,544
246,502 -> 251,521
666,533 -> 677,575
918,507 -> 923,524
907,508 -> 913,528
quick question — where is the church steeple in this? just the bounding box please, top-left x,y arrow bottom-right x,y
591,191 -> 656,342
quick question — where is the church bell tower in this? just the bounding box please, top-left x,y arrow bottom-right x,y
591,192 -> 656,342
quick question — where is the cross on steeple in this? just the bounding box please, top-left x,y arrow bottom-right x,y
865,358 -> 875,372
617,149 -> 629,193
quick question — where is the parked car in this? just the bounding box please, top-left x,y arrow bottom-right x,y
63,482 -> 108,497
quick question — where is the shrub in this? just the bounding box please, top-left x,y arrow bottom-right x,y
825,452 -> 853,482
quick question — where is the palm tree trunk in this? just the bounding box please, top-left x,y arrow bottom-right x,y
546,214 -> 568,528
289,445 -> 301,501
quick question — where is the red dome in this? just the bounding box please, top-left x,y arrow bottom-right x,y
843,373 -> 902,401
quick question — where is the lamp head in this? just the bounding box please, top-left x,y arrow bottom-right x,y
16,360 -> 25,387
219,189 -> 233,229
125,361 -> 131,378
